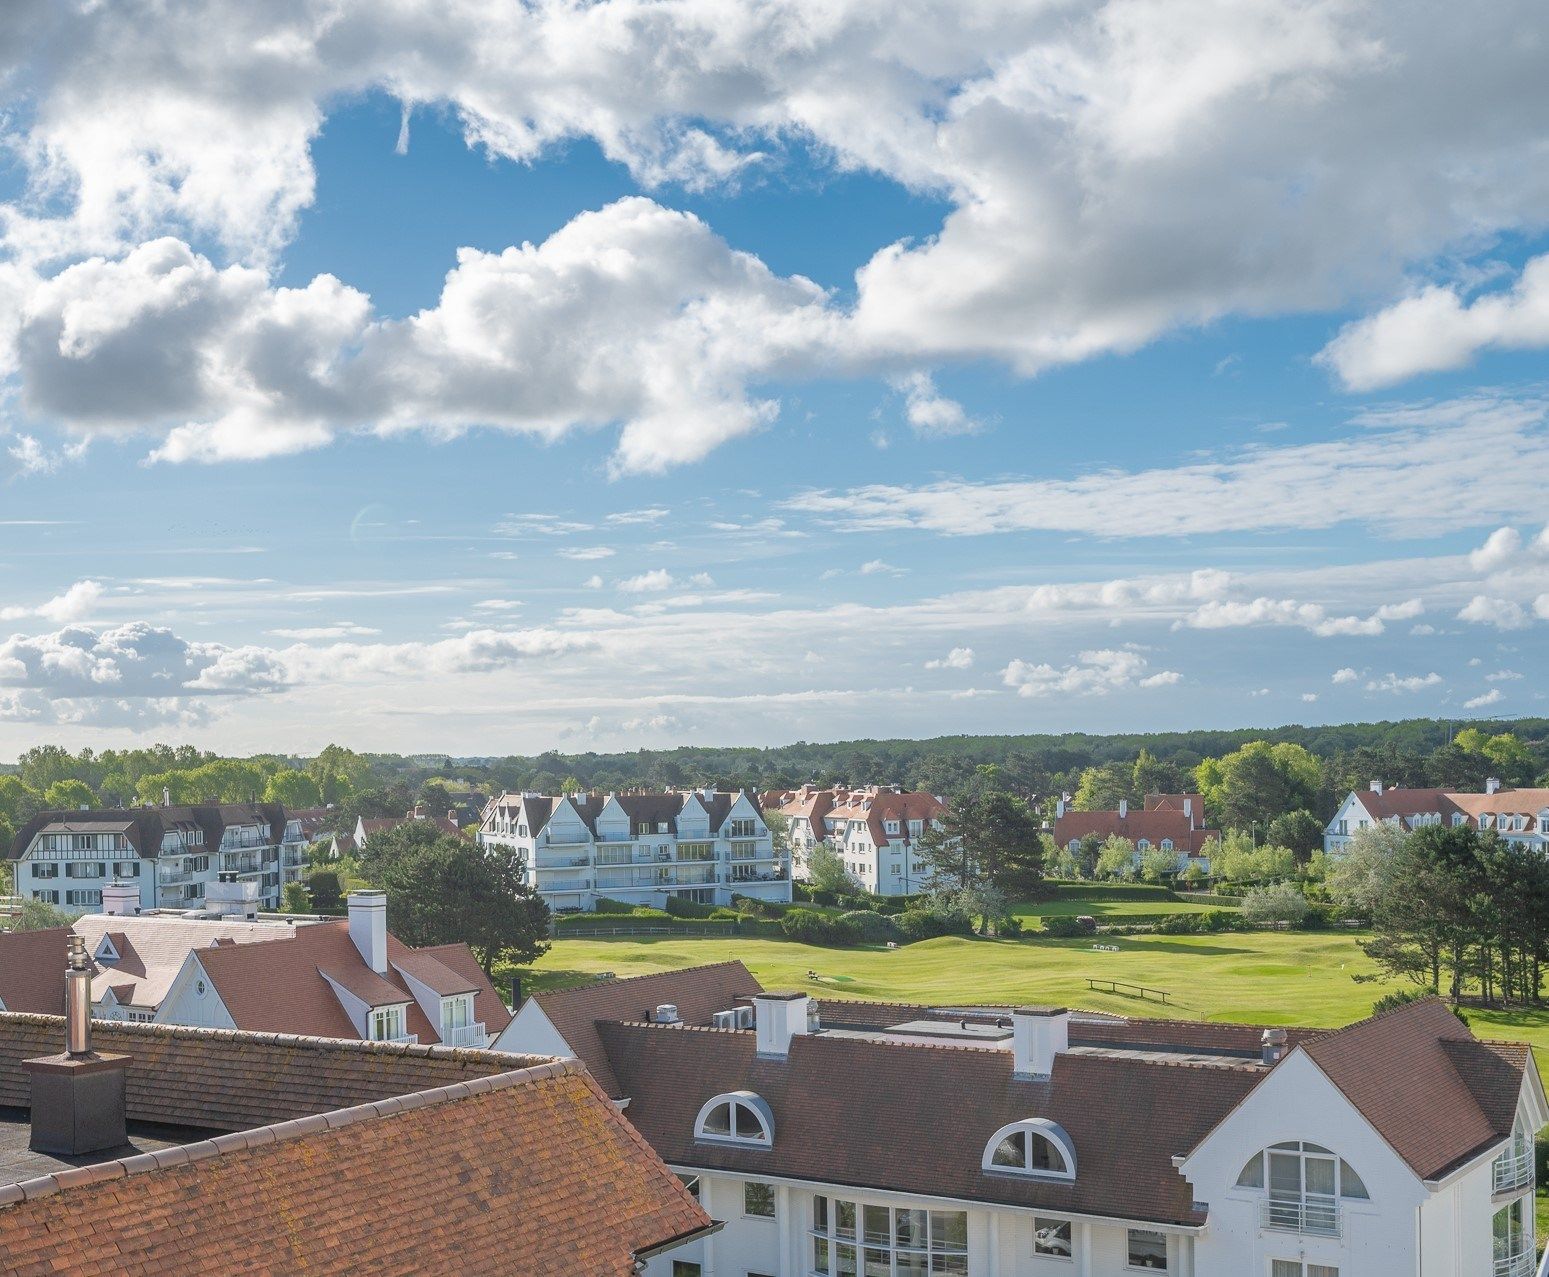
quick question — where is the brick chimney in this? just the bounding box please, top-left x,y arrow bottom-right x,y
23,935 -> 129,1155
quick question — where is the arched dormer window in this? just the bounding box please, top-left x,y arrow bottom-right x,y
694,1091 -> 774,1147
1160,838 -> 1174,851
1136,838 -> 1151,851
1067,840 -> 1080,852
982,1119 -> 1076,1180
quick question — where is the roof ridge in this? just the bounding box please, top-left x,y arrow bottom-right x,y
1301,994 -> 1459,1048
0,1058 -> 583,1210
535,961 -> 745,1001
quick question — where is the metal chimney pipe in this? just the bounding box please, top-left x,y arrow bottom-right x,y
66,934 -> 93,1057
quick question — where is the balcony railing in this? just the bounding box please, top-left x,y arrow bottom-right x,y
1495,1248 -> 1534,1277
1494,1150 -> 1535,1194
535,854 -> 590,868
439,1022 -> 487,1048
1261,1196 -> 1340,1237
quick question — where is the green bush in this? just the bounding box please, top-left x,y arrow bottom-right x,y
664,895 -> 717,919
896,909 -> 966,942
1040,915 -> 1095,938
1536,1136 -> 1549,1187
780,908 -> 862,946
709,907 -> 741,921
1155,910 -> 1247,935
591,897 -> 637,915
839,910 -> 902,943
995,916 -> 1023,938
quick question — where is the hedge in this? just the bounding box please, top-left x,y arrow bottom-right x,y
780,908 -> 863,946
839,910 -> 903,943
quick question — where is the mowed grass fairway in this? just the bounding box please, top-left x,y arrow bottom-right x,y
523,931 -> 1549,1070
1011,897 -> 1231,922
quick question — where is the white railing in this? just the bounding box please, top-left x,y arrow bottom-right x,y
1262,1196 -> 1340,1237
377,1033 -> 419,1045
535,854 -> 589,868
1537,1235 -> 1549,1277
1494,1150 -> 1534,1194
439,1022 -> 487,1048
1495,1248 -> 1534,1277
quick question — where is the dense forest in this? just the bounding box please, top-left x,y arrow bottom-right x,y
2,716 -> 1546,849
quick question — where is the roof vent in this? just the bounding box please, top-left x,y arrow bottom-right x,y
653,1003 -> 681,1024
1261,1027 -> 1288,1066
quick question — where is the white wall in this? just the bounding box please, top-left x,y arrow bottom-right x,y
156,955 -> 238,1030
491,999 -> 575,1058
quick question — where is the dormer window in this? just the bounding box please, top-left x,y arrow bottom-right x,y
370,1005 -> 407,1042
694,1091 -> 773,1147
1160,839 -> 1174,851
982,1119 -> 1075,1180
1136,838 -> 1151,851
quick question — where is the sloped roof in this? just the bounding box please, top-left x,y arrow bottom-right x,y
1301,997 -> 1530,1180
7,803 -> 290,861
72,914 -> 296,1011
1053,807 -> 1217,854
0,930 -> 69,1015
1446,788 -> 1549,819
393,949 -> 481,997
601,1021 -> 1261,1226
1348,788 -> 1460,827
532,961 -> 760,1097
0,1026 -> 709,1276
194,920 -> 509,1045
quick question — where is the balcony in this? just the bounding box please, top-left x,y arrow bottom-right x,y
536,853 -> 590,868
439,1022 -> 488,1048
157,869 -> 197,885
1494,1150 -> 1535,1195
376,1033 -> 419,1046
1493,1248 -> 1534,1277
1261,1196 -> 1340,1237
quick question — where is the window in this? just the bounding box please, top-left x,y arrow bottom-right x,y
1160,838 -> 1174,851
982,1119 -> 1076,1179
1494,1198 -> 1532,1271
65,889 -> 102,906
1034,1217 -> 1073,1258
811,1196 -> 967,1277
729,818 -> 757,837
1126,1229 -> 1167,1270
1236,1142 -> 1365,1235
370,1005 -> 406,1042
743,1181 -> 775,1218
440,994 -> 473,1038
676,1173 -> 700,1200
114,860 -> 141,877
32,889 -> 59,903
672,1263 -> 702,1277
1272,1264 -> 1338,1277
1137,838 -> 1151,850
65,861 -> 106,878
32,863 -> 58,879
694,1092 -> 774,1147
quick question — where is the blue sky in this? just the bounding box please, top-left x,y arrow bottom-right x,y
1,2 -> 1547,757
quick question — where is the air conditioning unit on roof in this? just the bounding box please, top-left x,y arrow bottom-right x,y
712,1010 -> 737,1030
734,1005 -> 755,1030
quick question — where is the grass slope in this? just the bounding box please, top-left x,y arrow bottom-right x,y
522,932 -> 1549,1072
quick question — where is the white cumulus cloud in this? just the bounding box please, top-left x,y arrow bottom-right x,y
1002,648 -> 1180,699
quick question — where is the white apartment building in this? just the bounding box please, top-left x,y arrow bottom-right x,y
764,786 -> 949,896
477,789 -> 791,912
6,803 -> 306,914
1324,780 -> 1549,856
500,962 -> 1547,1277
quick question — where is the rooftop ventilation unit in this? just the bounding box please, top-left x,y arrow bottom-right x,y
653,1003 -> 681,1024
712,1010 -> 738,1030
735,1005 -> 755,1030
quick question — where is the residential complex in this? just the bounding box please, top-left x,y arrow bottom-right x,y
501,961 -> 1546,1277
0,968 -> 710,1274
477,789 -> 792,912
0,890 -> 508,1049
763,785 -> 950,896
1324,780 -> 1549,855
6,803 -> 306,914
1052,792 -> 1217,874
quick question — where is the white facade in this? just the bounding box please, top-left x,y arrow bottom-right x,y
478,789 -> 791,912
773,787 -> 948,897
12,805 -> 306,915
1324,782 -> 1549,857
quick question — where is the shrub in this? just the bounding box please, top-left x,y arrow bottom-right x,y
1240,881 -> 1312,926
995,916 -> 1023,938
896,909 -> 972,942
839,910 -> 902,944
591,897 -> 636,915
780,908 -> 862,946
1155,909 -> 1247,935
664,895 -> 716,919
1040,915 -> 1094,938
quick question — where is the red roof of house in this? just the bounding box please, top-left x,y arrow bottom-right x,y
1053,806 -> 1217,854
0,929 -> 69,1015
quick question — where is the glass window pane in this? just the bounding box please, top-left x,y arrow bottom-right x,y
1271,1264 -> 1301,1277
702,1103 -> 731,1136
930,1257 -> 968,1276
1034,1218 -> 1073,1257
734,1102 -> 765,1139
814,1197 -> 829,1232
1127,1229 -> 1168,1270
862,1248 -> 889,1277
864,1206 -> 890,1245
1268,1152 -> 1301,1194
929,1211 -> 968,1251
1303,1143 -> 1332,1155
895,1208 -> 927,1250
895,1254 -> 928,1277
991,1133 -> 1025,1167
836,1201 -> 857,1240
836,1243 -> 858,1277
1309,1267 -> 1340,1277
1030,1133 -> 1066,1173
813,1238 -> 831,1275
1235,1154 -> 1264,1188
1339,1159 -> 1369,1200
744,1181 -> 775,1217
1305,1156 -> 1336,1197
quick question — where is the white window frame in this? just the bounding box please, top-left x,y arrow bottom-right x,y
370,1004 -> 407,1042
694,1091 -> 774,1147
981,1118 -> 1076,1180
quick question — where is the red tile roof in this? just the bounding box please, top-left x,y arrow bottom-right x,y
193,920 -> 510,1044
1301,997 -> 1532,1179
0,930 -> 69,1015
0,1025 -> 709,1276
766,786 -> 947,847
531,961 -> 760,1097
1053,806 -> 1217,854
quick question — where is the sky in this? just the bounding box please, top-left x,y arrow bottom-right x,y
1,0 -> 1548,759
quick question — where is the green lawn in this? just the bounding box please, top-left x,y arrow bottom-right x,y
520,931 -> 1549,1073
1011,898 -> 1234,921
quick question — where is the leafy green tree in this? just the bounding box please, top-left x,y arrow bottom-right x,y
264,769 -> 322,808
1138,847 -> 1176,883
1240,881 -> 1311,925
8,897 -> 72,930
281,882 -> 312,913
43,779 -> 95,810
1072,763 -> 1131,811
1265,809 -> 1324,861
0,776 -> 43,825
1195,741 -> 1320,828
920,788 -> 1042,898
17,745 -> 78,793
1095,835 -> 1137,880
1131,748 -> 1185,800
1453,728 -> 1536,785
306,870 -> 344,913
1326,823 -> 1408,914
1209,832 -> 1296,883
805,842 -> 859,895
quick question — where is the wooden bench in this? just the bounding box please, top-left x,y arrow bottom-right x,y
1086,977 -> 1170,1004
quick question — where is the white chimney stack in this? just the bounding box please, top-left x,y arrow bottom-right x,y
754,991 -> 811,1058
1011,1006 -> 1069,1078
1183,797 -> 1194,826
347,890 -> 389,974
1486,776 -> 1502,796
102,882 -> 141,917
1369,780 -> 1383,795
1118,799 -> 1128,820
1055,798 -> 1066,819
